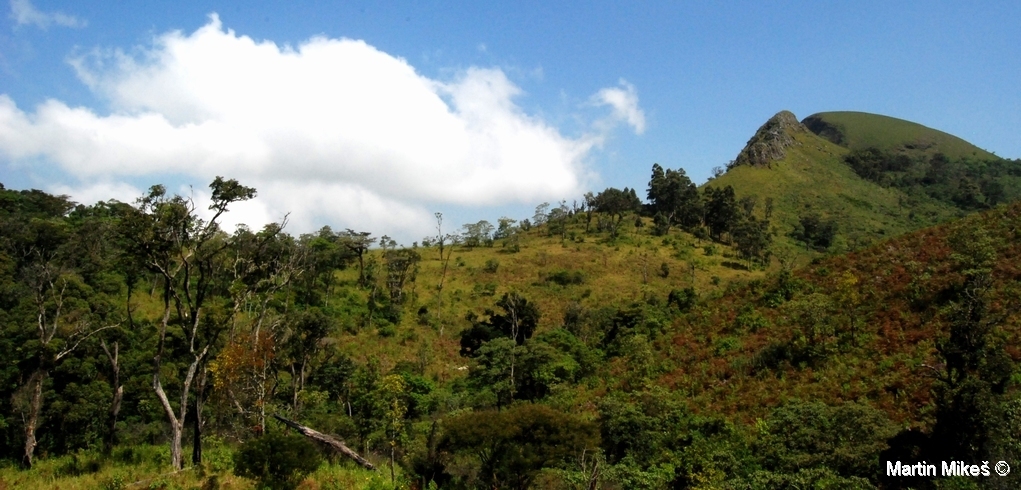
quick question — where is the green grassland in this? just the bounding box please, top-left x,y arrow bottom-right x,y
329,217 -> 767,383
802,111 -> 998,161
708,125 -> 962,252
0,443 -> 393,489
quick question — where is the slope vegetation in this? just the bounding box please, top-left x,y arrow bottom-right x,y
668,200 -> 1021,417
802,110 -> 997,161
708,111 -> 960,253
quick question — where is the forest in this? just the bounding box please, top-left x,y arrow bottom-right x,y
2,150 -> 1021,489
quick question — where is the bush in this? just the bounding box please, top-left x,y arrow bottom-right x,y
756,401 -> 897,482
441,404 -> 598,488
483,258 -> 500,273
546,270 -> 584,286
791,213 -> 838,251
234,431 -> 322,490
667,288 -> 697,312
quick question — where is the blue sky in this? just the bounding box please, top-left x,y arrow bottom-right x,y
2,1 -> 1019,243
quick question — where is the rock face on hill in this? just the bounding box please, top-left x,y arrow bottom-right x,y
732,110 -> 807,168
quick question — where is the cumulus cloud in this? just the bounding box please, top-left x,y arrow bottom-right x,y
0,14 -> 642,240
9,0 -> 86,29
49,181 -> 143,207
593,80 -> 646,135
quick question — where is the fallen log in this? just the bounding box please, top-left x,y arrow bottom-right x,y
273,414 -> 376,471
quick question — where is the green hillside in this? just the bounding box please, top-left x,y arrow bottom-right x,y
3,109 -> 1020,489
670,201 -> 1021,422
802,111 -> 997,161
652,199 -> 1021,487
708,111 -> 961,253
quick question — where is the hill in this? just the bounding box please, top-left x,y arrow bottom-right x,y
707,111 -> 961,253
802,111 -> 998,161
667,200 -> 1021,422
3,108 -> 1020,488
656,200 -> 1021,486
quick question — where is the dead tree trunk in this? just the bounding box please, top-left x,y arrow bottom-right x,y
21,369 -> 44,469
101,340 -> 123,455
273,414 -> 376,470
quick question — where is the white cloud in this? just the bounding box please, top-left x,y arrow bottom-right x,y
593,79 -> 646,135
0,14 -> 642,240
49,181 -> 142,206
9,0 -> 85,29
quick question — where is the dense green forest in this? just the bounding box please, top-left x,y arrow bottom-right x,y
3,113 -> 1021,489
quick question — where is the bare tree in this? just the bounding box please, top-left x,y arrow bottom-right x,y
122,177 -> 255,470
18,265 -> 116,468
338,229 -> 375,287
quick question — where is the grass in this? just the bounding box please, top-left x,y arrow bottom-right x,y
802,111 -> 998,161
708,129 -> 961,253
328,219 -> 770,381
0,442 -> 247,490
0,442 -> 404,489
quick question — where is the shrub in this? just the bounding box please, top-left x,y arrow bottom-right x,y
483,258 -> 500,273
546,270 -> 584,286
667,288 -> 697,312
734,307 -> 769,332
441,404 -> 598,488
234,431 -> 322,490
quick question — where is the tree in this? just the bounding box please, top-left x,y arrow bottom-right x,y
835,271 -> 865,346
647,163 -> 701,232
122,177 -> 255,470
209,328 -> 276,434
460,293 -> 541,407
927,226 -> 1013,464
233,431 -> 322,490
730,214 -> 772,265
294,227 -> 350,307
532,202 -> 551,227
441,404 -> 599,490
494,217 -> 518,240
0,190 -> 118,468
462,220 -> 495,250
468,338 -> 521,407
593,187 -> 641,238
583,192 -> 597,232
791,213 -> 838,251
385,247 -> 420,306
460,292 -> 540,356
702,185 -> 738,242
379,374 -> 408,486
432,216 -> 460,333
755,401 -> 897,482
281,309 -> 333,414
547,201 -> 571,241
213,221 -> 306,437
338,229 -> 375,287
433,212 -> 446,261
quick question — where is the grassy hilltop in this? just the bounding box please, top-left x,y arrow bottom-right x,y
802,111 -> 998,161
708,110 -> 1018,255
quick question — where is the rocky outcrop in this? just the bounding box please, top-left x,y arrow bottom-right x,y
732,110 -> 807,168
